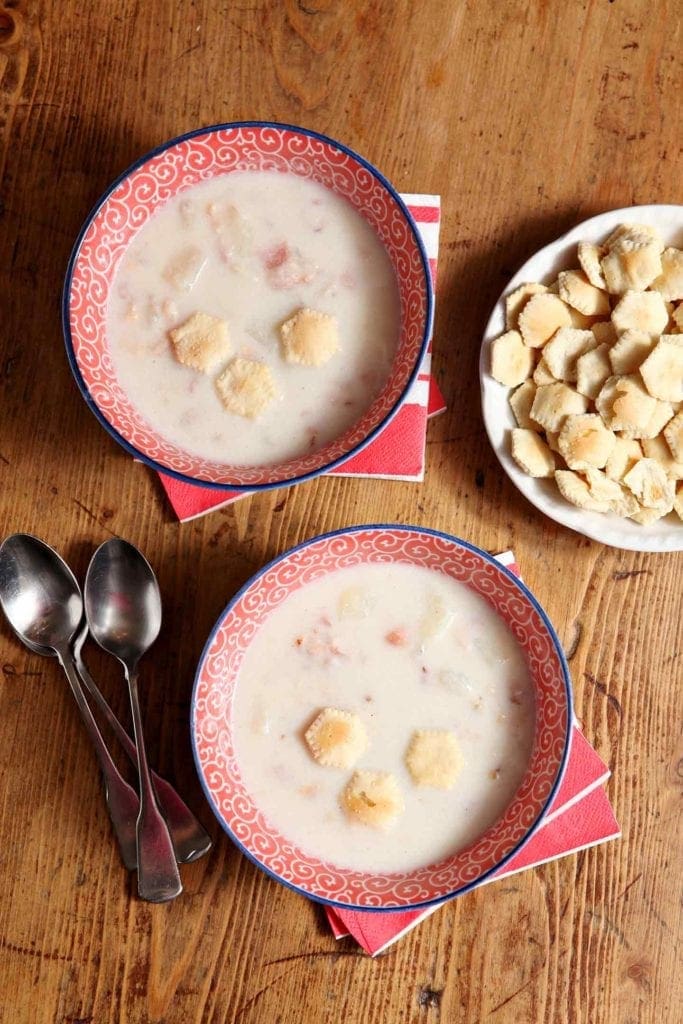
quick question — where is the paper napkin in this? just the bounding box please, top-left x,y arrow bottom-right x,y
325,553 -> 620,956
155,195 -> 444,521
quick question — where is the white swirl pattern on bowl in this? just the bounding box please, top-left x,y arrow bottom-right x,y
67,126 -> 430,488
192,526 -> 570,909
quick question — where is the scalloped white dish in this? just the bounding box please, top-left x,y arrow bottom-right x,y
480,204 -> 683,552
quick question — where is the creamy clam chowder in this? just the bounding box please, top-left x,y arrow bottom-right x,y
232,563 -> 536,874
107,170 -> 400,465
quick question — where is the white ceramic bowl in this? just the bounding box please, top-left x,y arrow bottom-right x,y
480,204 -> 683,552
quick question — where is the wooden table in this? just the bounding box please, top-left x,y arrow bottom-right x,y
1,2 -> 681,1021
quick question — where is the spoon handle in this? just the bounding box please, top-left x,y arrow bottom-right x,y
125,666 -> 183,903
73,639 -> 212,863
55,648 -> 139,872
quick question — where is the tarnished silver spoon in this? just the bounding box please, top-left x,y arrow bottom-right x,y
85,540 -> 182,903
0,534 -> 138,871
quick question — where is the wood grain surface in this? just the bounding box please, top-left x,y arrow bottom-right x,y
0,1 -> 681,1021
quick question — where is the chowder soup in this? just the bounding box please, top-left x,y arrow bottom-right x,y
107,170 -> 400,466
232,563 -> 536,874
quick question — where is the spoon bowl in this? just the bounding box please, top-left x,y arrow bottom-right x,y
85,539 -> 161,667
0,534 -> 82,648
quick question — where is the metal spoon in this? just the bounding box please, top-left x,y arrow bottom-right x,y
85,540 -> 182,903
72,623 -> 211,864
0,534 -> 139,871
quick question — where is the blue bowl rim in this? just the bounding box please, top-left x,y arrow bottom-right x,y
190,523 -> 574,913
61,120 -> 435,493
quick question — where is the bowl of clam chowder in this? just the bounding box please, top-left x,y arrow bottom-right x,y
191,525 -> 572,910
63,122 -> 433,490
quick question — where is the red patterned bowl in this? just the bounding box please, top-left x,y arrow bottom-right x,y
62,122 -> 433,490
191,525 -> 572,911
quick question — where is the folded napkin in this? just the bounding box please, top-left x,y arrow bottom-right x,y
155,195 -> 444,521
324,552 -> 621,956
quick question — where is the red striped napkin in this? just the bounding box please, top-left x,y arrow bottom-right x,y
325,552 -> 620,956
155,195 -> 444,521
